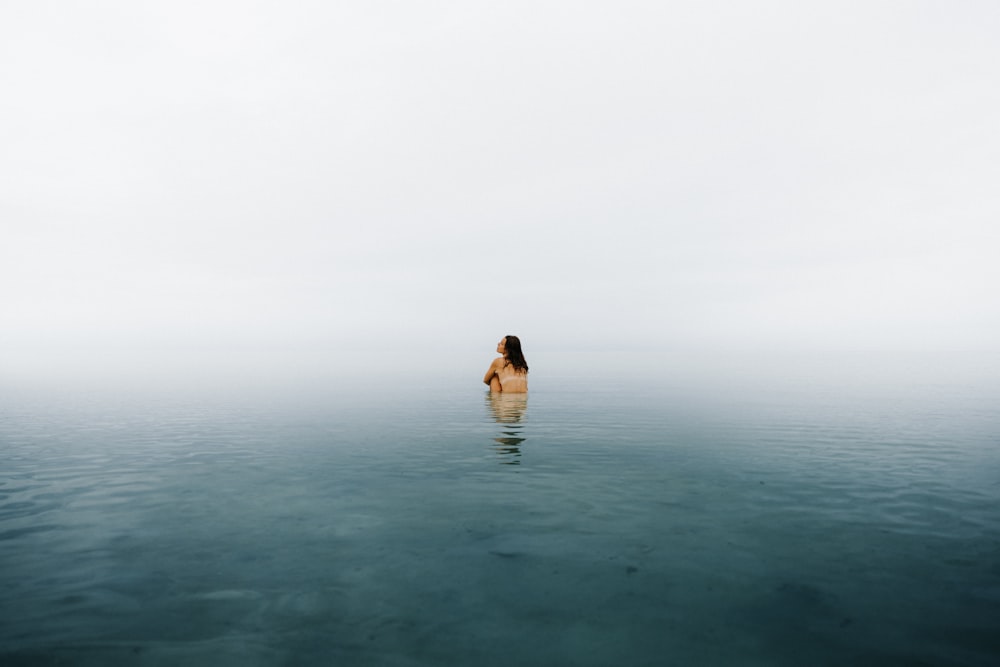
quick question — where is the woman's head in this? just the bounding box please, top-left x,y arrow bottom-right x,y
500,335 -> 528,373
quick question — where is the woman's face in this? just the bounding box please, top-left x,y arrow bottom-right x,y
497,338 -> 506,355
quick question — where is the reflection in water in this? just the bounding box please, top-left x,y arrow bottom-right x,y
485,392 -> 528,465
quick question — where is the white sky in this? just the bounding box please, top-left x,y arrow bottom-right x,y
2,1 -> 998,383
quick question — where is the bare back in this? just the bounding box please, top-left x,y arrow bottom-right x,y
496,361 -> 528,393
484,357 -> 528,393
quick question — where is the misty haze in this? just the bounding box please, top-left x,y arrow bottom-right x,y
2,2 -> 998,666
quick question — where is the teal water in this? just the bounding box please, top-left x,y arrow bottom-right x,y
1,365 -> 999,666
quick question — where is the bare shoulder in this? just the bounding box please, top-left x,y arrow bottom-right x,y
490,356 -> 505,369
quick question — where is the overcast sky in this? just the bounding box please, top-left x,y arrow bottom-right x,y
2,1 -> 998,383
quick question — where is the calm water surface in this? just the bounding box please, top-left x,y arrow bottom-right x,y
1,366 -> 999,666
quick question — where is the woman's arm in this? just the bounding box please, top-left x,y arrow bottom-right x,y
483,357 -> 502,386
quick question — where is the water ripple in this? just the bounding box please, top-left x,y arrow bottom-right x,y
1,379 -> 998,666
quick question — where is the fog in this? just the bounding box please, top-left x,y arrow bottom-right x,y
2,1 -> 998,390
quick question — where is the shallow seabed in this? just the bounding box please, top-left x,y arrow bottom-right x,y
2,366 -> 999,666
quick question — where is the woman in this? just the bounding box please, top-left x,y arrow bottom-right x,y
483,335 -> 528,393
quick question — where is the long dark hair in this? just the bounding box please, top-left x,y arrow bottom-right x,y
503,335 -> 529,373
